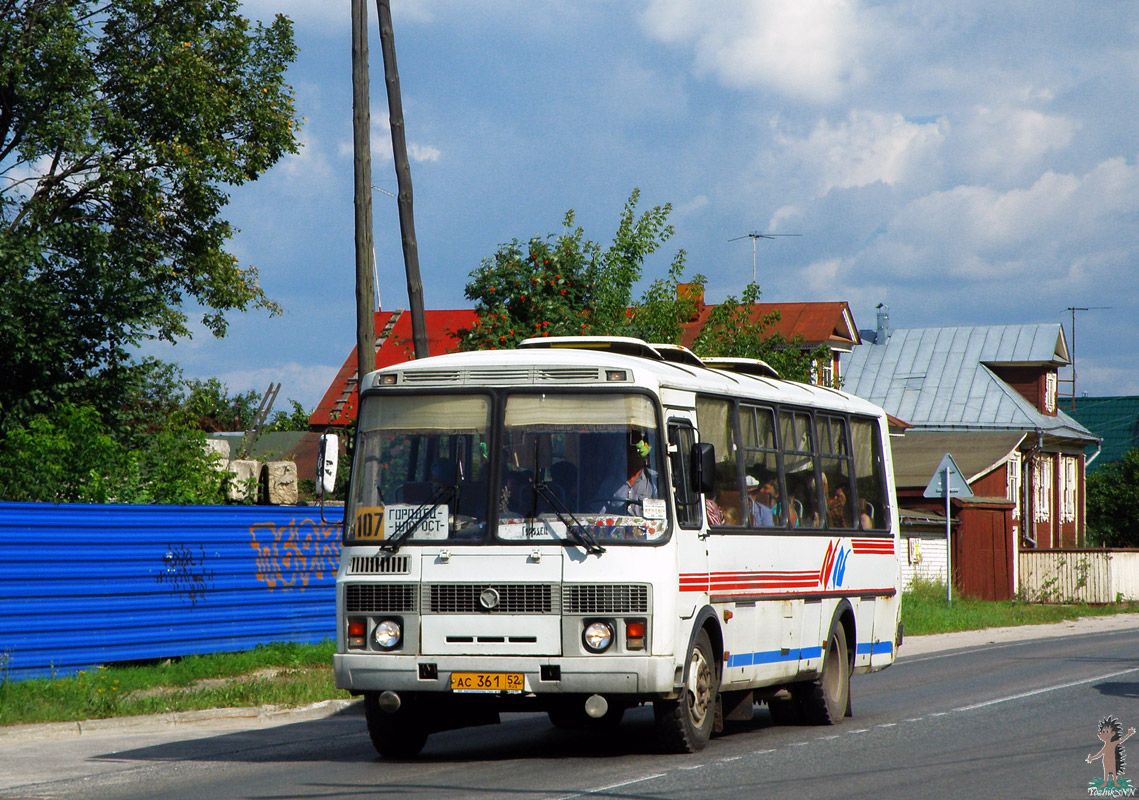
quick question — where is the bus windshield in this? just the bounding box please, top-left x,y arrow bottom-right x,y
345,391 -> 668,546
498,392 -> 668,545
348,393 -> 492,545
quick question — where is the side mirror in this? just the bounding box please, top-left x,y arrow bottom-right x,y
316,433 -> 339,495
690,442 -> 715,496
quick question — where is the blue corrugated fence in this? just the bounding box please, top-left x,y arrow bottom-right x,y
0,502 -> 343,680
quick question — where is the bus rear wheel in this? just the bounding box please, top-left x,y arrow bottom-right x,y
364,692 -> 428,758
654,629 -> 718,753
796,622 -> 850,725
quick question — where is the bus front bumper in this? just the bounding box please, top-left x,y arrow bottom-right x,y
334,653 -> 678,696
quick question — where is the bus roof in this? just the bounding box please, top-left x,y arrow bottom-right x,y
365,337 -> 884,418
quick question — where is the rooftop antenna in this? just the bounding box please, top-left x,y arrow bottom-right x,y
728,232 -> 802,285
1061,306 -> 1109,410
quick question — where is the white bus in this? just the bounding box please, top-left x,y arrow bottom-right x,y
333,336 -> 902,756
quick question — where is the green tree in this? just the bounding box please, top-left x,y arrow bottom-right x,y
1086,448 -> 1139,547
0,0 -> 300,431
0,400 -> 226,504
458,189 -> 693,349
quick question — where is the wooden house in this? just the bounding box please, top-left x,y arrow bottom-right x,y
844,323 -> 1101,567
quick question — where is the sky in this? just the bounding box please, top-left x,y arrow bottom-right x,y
142,0 -> 1139,412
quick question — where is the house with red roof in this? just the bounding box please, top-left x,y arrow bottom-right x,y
309,297 -> 861,429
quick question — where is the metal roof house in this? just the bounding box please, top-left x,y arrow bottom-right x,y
845,322 -> 1100,555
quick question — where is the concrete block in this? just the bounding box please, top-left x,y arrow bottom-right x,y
226,459 -> 260,502
262,461 -> 298,506
203,438 -> 230,469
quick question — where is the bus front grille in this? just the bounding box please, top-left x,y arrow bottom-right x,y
563,584 -> 650,614
348,555 -> 411,575
345,583 -> 418,613
425,583 -> 558,614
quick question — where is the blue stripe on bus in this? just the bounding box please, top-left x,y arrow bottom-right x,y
726,641 -> 892,667
726,647 -> 823,667
856,642 -> 894,656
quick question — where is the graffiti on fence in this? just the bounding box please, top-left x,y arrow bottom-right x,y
157,543 -> 216,607
250,517 -> 342,591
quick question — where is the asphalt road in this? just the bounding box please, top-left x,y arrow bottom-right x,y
3,615 -> 1138,800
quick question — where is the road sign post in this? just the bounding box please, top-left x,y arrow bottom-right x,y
923,453 -> 974,604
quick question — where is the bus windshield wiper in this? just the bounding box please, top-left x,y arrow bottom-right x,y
380,483 -> 455,554
531,480 -> 605,556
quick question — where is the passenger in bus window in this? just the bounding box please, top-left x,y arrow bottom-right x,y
596,441 -> 657,516
705,494 -> 724,525
827,484 -> 852,528
745,475 -> 775,527
858,498 -> 874,529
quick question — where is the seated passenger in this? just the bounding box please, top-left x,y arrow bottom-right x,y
745,474 -> 776,527
595,441 -> 657,516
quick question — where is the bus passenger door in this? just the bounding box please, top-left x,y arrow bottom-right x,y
667,416 -> 707,626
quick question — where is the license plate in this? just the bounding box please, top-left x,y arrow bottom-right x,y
449,672 -> 524,693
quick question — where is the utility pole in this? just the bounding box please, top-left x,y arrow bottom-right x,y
376,0 -> 428,359
350,0 -> 376,397
728,232 -> 802,285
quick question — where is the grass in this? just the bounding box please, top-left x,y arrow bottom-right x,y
901,577 -> 1139,635
3,588 -> 1138,728
0,640 -> 349,727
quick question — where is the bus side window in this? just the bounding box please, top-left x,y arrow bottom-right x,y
668,421 -> 701,529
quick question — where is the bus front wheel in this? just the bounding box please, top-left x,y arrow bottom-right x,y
364,692 -> 428,758
654,629 -> 718,753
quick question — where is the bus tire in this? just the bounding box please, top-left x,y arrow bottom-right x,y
654,629 -> 718,753
363,692 -> 428,758
795,622 -> 850,725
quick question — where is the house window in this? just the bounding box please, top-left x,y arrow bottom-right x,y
1059,455 -> 1078,523
1033,456 -> 1052,523
1044,372 -> 1057,413
1006,451 -> 1021,520
814,358 -> 834,388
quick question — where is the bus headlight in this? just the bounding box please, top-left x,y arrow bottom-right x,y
372,618 -> 402,650
582,620 -> 614,653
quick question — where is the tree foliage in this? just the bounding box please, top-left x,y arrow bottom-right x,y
458,189 -> 694,349
1085,448 -> 1139,547
0,0 -> 300,430
0,359 -> 312,503
458,190 -> 829,384
0,400 -> 226,504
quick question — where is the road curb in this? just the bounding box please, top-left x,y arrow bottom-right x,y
0,698 -> 359,745
899,612 -> 1139,658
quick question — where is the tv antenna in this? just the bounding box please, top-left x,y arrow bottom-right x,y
728,232 -> 802,284
1061,305 -> 1110,409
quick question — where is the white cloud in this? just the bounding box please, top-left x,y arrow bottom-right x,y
408,143 -> 441,162
276,130 -> 336,190
776,111 -> 946,195
640,0 -> 867,103
368,117 -> 443,164
955,106 -> 1079,183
